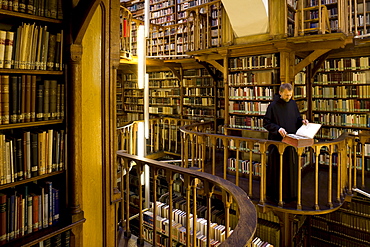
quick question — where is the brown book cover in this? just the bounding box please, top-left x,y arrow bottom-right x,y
0,31 -> 6,69
46,34 -> 56,70
25,75 -> 31,122
49,0 -> 57,19
20,74 -> 26,123
282,135 -> 314,148
1,75 -> 9,124
282,123 -> 322,148
0,193 -> 6,245
31,193 -> 39,232
49,80 -> 57,119
43,80 -> 50,120
4,31 -> 14,69
38,130 -> 46,175
30,75 -> 36,122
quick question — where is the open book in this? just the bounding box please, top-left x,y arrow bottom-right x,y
282,123 -> 322,148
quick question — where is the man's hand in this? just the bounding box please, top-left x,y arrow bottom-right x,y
278,128 -> 287,137
302,119 -> 309,125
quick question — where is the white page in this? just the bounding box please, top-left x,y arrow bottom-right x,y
295,123 -> 322,139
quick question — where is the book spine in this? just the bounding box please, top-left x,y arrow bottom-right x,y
36,83 -> 43,121
49,80 -> 57,119
56,0 -> 62,20
43,80 -> 50,120
25,75 -> 31,122
27,0 -> 34,14
30,132 -> 38,177
1,75 -> 9,124
49,0 -> 56,18
0,31 -> 6,69
20,74 -> 25,123
13,0 -> 18,11
10,76 -> 18,123
19,0 -> 26,12
4,31 -> 14,69
16,137 -> 23,180
30,75 -> 36,122
0,194 -> 6,245
46,34 -> 56,70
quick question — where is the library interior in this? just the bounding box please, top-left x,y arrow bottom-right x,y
0,0 -> 370,247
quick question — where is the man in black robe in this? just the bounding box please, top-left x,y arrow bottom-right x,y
263,83 -> 308,203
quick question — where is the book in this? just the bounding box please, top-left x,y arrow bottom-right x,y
0,193 -> 6,245
30,132 -> 38,177
0,30 -> 6,69
49,80 -> 57,119
36,82 -> 43,121
25,75 -> 31,122
31,75 -> 37,121
20,74 -> 26,123
4,31 -> 14,69
1,75 -> 9,124
10,75 -> 18,123
282,123 -> 322,148
46,34 -> 56,70
43,80 -> 50,120
19,0 -> 26,13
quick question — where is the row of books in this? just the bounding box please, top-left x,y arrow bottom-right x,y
123,90 -> 144,97
183,108 -> 215,117
294,86 -> 306,98
315,211 -> 370,233
251,237 -> 274,247
182,78 -> 213,87
228,141 -> 261,153
1,75 -> 64,125
228,101 -> 269,115
150,89 -> 180,97
316,127 -> 355,140
150,98 -> 180,105
318,57 -> 370,71
30,230 -> 70,247
312,99 -> 370,112
183,87 -> 214,97
312,85 -> 370,98
227,158 -> 261,176
123,105 -> 143,112
294,71 -> 306,84
124,98 -> 143,104
255,219 -> 280,247
311,218 -> 370,245
344,197 -> 370,216
228,116 -> 265,130
313,113 -> 370,128
0,182 -> 60,244
227,71 -> 274,85
1,23 -> 63,70
183,97 -> 214,106
149,79 -> 179,88
0,129 -> 65,184
229,54 -> 279,70
143,201 -> 231,245
229,86 -> 275,100
0,0 -> 63,19
149,106 -> 177,115
314,71 -> 370,84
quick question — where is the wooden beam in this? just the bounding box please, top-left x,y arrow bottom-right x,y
312,53 -> 330,77
197,61 -> 218,81
206,60 -> 224,73
294,49 -> 330,75
166,63 -> 182,81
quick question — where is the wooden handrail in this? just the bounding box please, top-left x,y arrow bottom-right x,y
116,151 -> 257,247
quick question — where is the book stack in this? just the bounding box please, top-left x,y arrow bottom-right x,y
0,0 -> 63,20
251,237 -> 274,247
0,128 -> 65,184
141,201 -> 233,246
0,75 -> 65,125
0,182 -> 60,245
0,24 -> 63,71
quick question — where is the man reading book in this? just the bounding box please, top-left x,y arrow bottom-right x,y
263,83 -> 308,204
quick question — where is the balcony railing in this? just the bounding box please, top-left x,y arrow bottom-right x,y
116,150 -> 257,247
180,121 -> 370,213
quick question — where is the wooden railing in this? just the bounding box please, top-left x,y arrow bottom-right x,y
180,121 -> 370,213
117,118 -> 194,157
116,152 -> 257,247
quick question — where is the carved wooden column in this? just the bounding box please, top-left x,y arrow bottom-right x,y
67,43 -> 84,247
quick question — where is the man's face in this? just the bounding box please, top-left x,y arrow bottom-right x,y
279,89 -> 293,102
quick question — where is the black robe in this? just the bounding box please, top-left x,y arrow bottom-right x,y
263,94 -> 303,202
